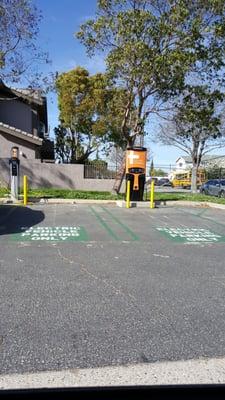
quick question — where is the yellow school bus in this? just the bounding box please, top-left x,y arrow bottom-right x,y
171,169 -> 206,188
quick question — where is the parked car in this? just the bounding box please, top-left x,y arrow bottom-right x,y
157,178 -> 172,187
200,179 -> 225,197
145,177 -> 159,185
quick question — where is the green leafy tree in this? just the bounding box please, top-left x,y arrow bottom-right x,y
0,0 -> 50,86
157,86 -> 225,192
150,160 -> 154,176
54,126 -> 75,164
153,169 -> 167,177
77,0 -> 225,148
55,67 -> 106,163
55,66 -> 131,163
205,165 -> 225,180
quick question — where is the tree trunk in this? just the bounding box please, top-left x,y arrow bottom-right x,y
191,164 -> 198,193
127,135 -> 135,148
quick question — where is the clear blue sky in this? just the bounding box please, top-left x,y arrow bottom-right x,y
34,0 -> 224,166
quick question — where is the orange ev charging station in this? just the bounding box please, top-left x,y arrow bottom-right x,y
126,147 -> 147,201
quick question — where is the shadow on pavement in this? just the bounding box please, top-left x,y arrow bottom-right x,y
0,205 -> 44,236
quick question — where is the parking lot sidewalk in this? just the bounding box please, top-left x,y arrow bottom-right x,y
1,197 -> 225,210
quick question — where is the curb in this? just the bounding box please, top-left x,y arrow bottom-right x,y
1,198 -> 225,210
0,198 -> 118,205
162,200 -> 225,210
33,198 -> 118,205
116,200 -> 225,210
116,200 -> 152,208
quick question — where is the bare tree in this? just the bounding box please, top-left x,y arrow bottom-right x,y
0,0 -> 51,87
157,86 -> 225,192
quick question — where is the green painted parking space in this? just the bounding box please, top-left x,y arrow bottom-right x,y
156,227 -> 225,243
4,204 -> 225,245
8,205 -> 140,242
101,206 -> 139,241
89,206 -> 140,241
11,226 -> 88,241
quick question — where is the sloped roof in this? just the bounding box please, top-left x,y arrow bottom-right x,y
182,156 -> 192,162
0,122 -> 43,146
0,79 -> 48,133
176,156 -> 192,163
0,79 -> 45,105
176,155 -> 225,163
185,155 -> 225,162
10,87 -> 45,105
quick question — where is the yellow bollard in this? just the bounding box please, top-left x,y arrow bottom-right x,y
126,180 -> 131,209
150,179 -> 155,209
23,175 -> 28,206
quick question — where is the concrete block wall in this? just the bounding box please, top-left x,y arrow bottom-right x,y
0,158 -> 125,192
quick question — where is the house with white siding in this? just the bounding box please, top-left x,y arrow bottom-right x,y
175,155 -> 225,171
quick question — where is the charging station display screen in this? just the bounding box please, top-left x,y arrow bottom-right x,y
11,160 -> 18,176
128,168 -> 144,174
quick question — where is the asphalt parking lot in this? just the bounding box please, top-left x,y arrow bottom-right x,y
1,203 -> 225,377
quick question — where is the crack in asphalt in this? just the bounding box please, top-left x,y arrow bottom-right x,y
56,248 -> 138,304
